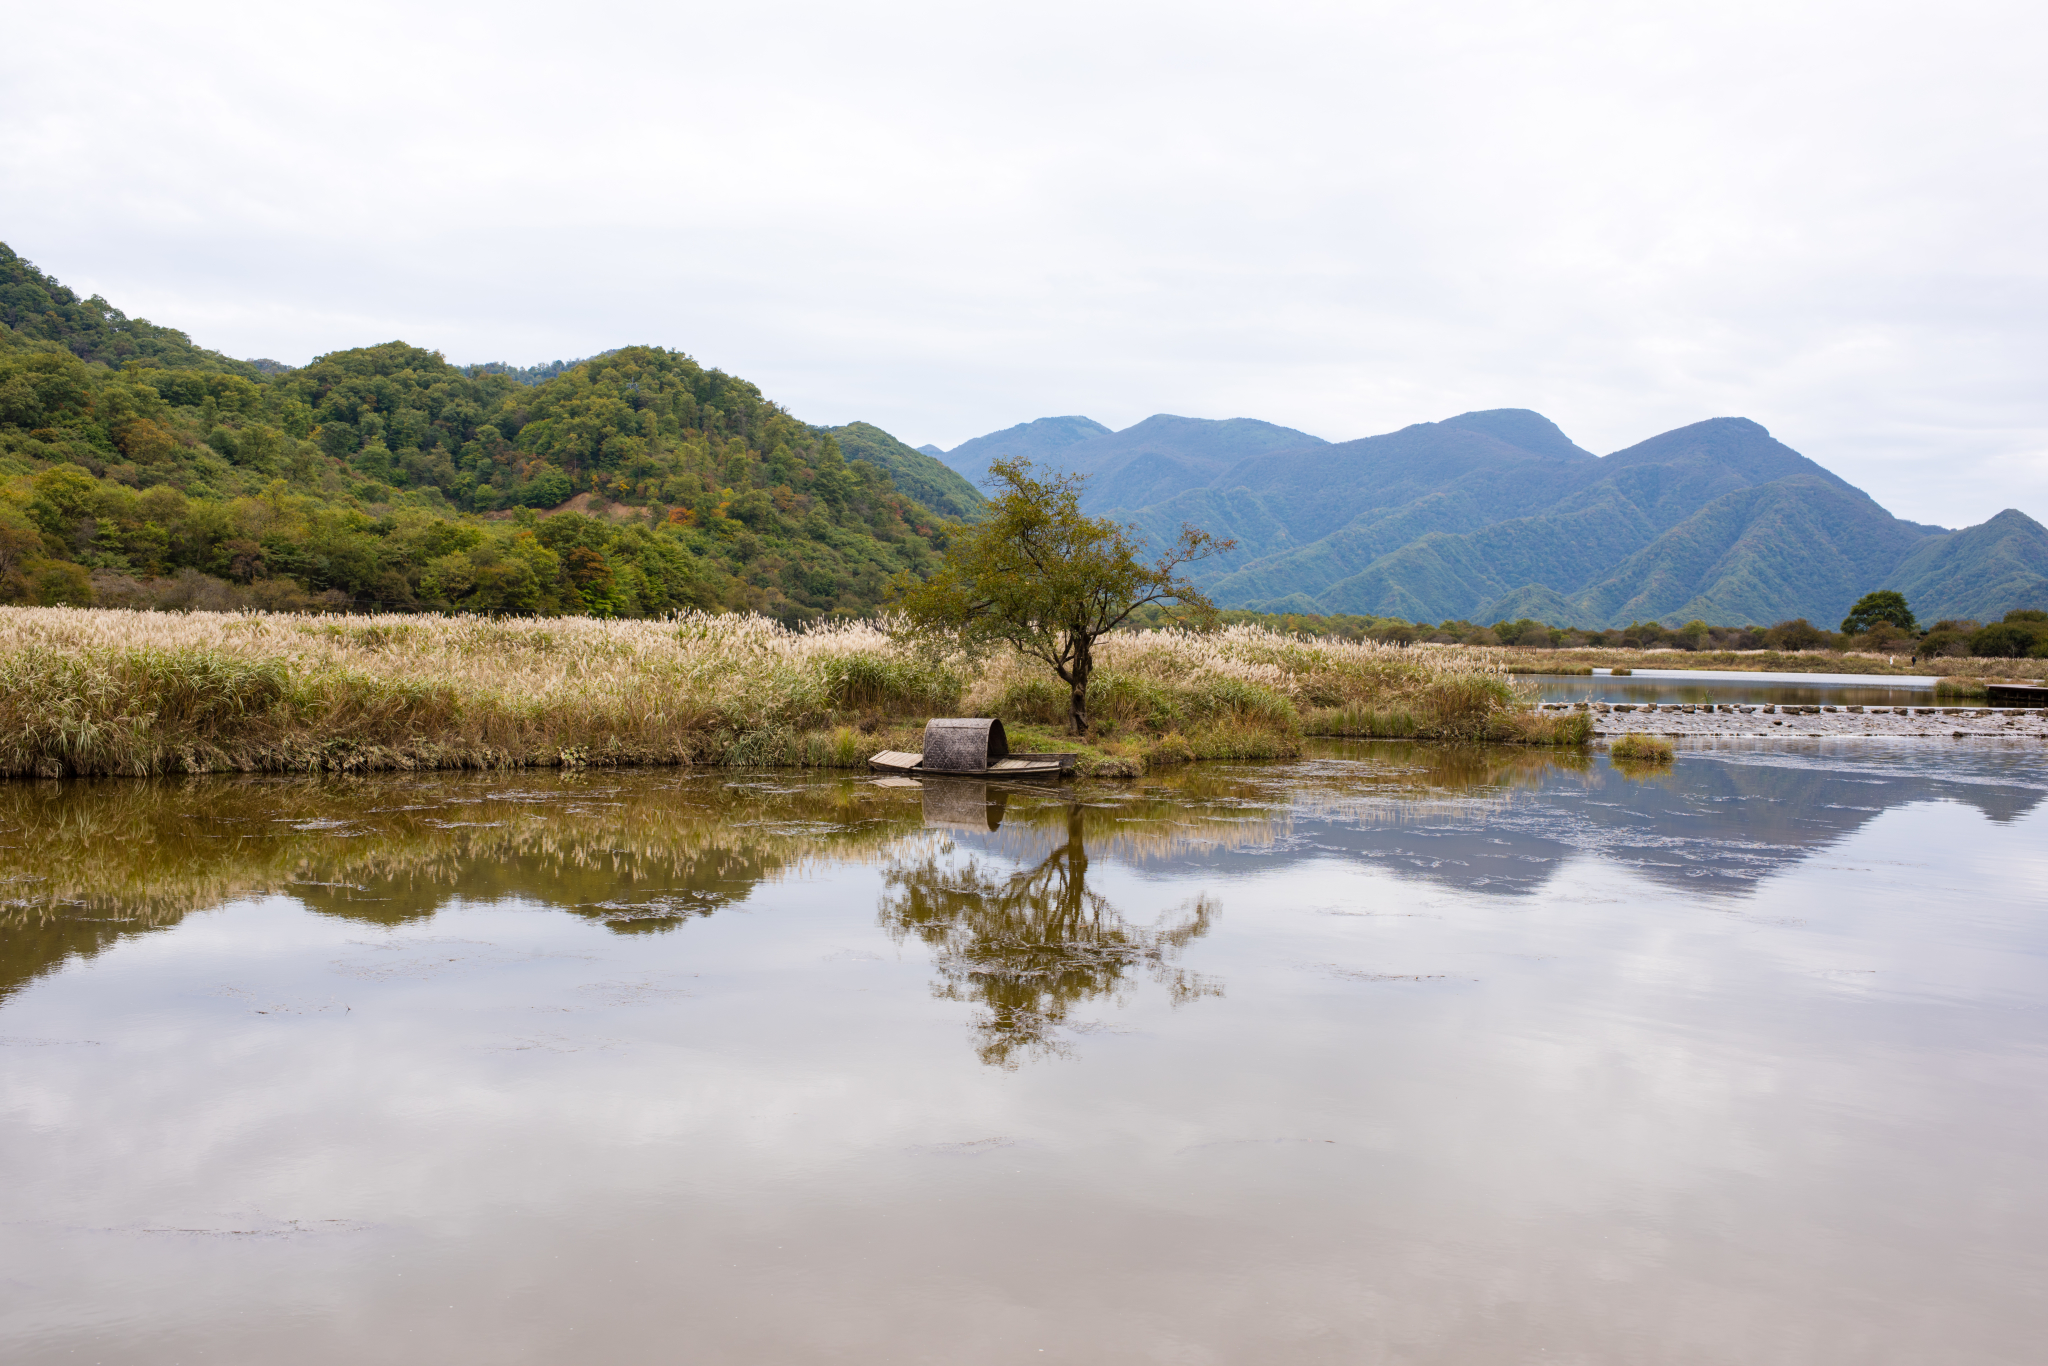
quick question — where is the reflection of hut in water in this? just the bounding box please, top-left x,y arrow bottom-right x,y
921,779 -> 1008,832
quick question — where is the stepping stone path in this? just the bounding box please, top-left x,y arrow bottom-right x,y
1532,701 -> 2048,741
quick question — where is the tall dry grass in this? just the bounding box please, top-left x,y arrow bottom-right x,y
0,609 -> 1558,779
0,608 -> 956,778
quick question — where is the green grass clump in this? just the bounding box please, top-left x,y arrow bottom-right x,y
1610,732 -> 1675,763
1933,677 -> 1987,699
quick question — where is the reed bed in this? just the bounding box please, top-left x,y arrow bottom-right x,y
0,608 -> 1563,779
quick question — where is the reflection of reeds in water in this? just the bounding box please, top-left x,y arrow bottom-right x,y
0,772 -> 928,1002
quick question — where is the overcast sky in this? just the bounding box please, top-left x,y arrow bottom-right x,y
4,0 -> 2044,527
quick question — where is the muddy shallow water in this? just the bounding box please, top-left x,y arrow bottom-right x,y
2,741 -> 2045,1365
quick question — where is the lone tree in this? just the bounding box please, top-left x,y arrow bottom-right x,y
895,457 -> 1233,734
1840,590 -> 1917,636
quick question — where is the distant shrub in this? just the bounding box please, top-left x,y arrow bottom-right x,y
1850,621 -> 1914,652
1917,628 -> 1974,659
1764,619 -> 1831,652
1969,623 -> 2039,658
1975,611 -> 2048,658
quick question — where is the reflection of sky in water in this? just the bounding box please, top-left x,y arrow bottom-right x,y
2,744 -> 2045,1364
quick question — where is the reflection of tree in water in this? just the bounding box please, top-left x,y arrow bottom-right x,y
880,805 -> 1220,1068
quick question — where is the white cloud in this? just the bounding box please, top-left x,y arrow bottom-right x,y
2,0 -> 2043,525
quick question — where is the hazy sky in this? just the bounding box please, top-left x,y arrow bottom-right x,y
4,0 -> 2044,527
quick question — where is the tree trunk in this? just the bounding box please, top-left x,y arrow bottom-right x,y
1068,649 -> 1091,735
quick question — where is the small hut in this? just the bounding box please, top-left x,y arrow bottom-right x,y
920,718 -> 1009,773
867,718 -> 1073,778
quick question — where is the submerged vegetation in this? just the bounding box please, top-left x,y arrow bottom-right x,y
0,608 -> 1563,780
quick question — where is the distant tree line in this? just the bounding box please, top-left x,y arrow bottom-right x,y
1126,592 -> 2048,659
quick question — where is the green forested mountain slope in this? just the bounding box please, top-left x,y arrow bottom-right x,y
0,245 -> 959,619
1882,509 -> 2048,623
935,413 -> 1326,511
935,415 -> 1110,486
1084,409 -> 2044,626
1065,415 -> 1327,512
821,421 -> 985,521
1,244 -> 269,377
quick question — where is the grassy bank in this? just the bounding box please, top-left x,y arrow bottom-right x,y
0,608 -> 1573,780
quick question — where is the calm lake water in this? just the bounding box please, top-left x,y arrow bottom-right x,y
3,741 -> 2046,1365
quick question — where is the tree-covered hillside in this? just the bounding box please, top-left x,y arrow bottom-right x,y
820,421 -> 985,521
0,245 -> 963,620
1,243 -> 270,377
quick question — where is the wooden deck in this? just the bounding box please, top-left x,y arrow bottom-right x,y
867,750 -> 1075,779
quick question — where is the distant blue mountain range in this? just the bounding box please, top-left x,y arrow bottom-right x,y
915,409 -> 2047,627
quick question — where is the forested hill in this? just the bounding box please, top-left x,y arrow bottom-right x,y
821,421 -> 984,521
1,244 -> 273,377
0,245 -> 969,620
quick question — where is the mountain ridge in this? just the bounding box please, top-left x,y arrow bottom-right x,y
929,406 -> 2044,626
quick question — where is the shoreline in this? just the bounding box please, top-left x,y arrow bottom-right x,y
1580,667 -> 1939,687
1538,700 -> 2048,741
1475,644 -> 2043,682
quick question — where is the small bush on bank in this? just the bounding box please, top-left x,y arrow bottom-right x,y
1610,733 -> 1675,763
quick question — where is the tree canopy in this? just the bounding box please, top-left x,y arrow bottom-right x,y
1840,589 -> 1917,635
894,457 -> 1231,733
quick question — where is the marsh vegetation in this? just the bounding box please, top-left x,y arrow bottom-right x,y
0,606 -> 1584,780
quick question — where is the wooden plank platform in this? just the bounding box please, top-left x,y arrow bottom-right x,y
866,750 -> 1075,779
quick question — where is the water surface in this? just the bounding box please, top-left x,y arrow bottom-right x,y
3,741 -> 2045,1364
